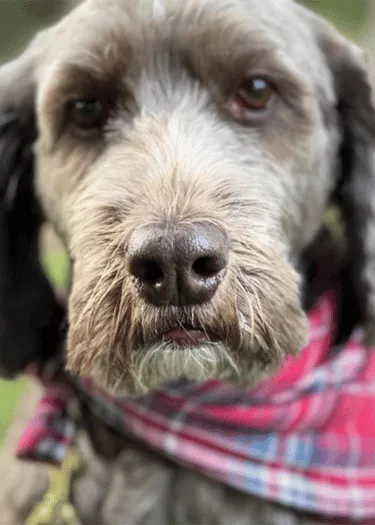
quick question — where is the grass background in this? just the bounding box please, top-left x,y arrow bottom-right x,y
0,0 -> 372,446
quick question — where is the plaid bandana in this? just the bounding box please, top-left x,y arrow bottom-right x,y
16,287 -> 375,521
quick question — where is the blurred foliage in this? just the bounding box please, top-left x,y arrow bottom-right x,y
42,249 -> 70,293
302,0 -> 370,38
0,378 -> 25,444
0,384 -> 22,445
0,0 -> 73,61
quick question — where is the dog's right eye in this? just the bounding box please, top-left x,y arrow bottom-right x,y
68,99 -> 107,133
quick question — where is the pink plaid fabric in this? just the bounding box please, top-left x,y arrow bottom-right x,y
16,288 -> 375,520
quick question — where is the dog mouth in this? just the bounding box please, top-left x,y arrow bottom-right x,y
160,326 -> 218,348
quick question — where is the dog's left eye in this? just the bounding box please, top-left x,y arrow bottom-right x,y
236,78 -> 275,111
69,99 -> 107,132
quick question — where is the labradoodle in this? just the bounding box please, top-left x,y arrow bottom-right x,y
1,1 -> 375,523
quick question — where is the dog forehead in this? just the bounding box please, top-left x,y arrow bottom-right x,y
140,0 -> 166,20
88,0 -> 295,24
72,0 -> 302,53
148,0 -> 293,20
38,0 -> 325,105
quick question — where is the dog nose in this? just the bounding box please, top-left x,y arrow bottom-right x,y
127,222 -> 228,306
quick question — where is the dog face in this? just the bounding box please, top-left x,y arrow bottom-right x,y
1,0 -> 375,395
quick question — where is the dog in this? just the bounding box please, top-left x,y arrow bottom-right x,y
1,0 -> 375,523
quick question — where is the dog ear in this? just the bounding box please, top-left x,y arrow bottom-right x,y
300,6 -> 375,344
0,37 -> 65,378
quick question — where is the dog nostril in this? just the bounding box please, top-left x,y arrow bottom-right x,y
131,259 -> 164,287
128,222 -> 228,306
192,255 -> 225,279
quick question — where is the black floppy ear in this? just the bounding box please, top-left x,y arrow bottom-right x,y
299,6 -> 375,344
0,41 -> 65,378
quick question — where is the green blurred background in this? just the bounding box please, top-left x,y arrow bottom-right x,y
0,0 -> 374,445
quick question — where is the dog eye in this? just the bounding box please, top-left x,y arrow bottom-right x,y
236,78 -> 275,111
69,99 -> 107,132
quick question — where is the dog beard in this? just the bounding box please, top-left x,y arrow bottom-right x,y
94,340 -> 275,397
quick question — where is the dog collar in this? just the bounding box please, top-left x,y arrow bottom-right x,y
17,287 -> 375,521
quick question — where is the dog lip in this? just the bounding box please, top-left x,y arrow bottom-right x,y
161,327 -> 216,347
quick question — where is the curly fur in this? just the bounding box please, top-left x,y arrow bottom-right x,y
1,0 -> 375,523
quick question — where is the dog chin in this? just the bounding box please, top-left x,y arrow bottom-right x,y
88,338 -> 282,397
109,341 -> 245,397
